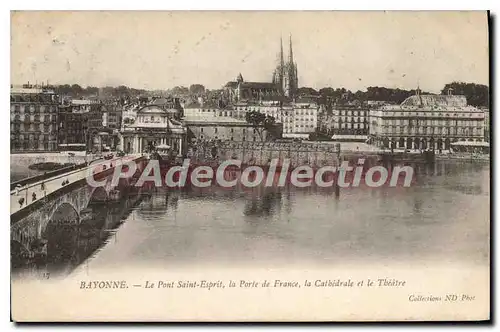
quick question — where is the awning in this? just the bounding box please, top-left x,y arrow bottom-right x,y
451,141 -> 489,147
331,135 -> 368,140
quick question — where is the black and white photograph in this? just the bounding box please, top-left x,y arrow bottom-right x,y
9,10 -> 490,322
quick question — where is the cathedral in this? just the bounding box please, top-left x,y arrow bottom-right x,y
272,35 -> 299,98
223,35 -> 299,103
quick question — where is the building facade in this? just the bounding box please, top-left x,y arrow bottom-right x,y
369,92 -> 485,151
320,106 -> 370,141
120,104 -> 186,155
224,74 -> 281,104
183,100 -> 234,118
184,116 -> 269,142
57,104 -> 88,146
223,36 -> 299,103
272,35 -> 299,98
290,98 -> 319,137
10,86 -> 59,152
87,102 -> 112,152
482,107 -> 490,142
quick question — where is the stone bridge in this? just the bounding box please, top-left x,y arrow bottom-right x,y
11,156 -> 148,259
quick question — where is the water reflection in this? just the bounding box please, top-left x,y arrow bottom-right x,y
12,160 -> 490,277
12,191 -> 145,278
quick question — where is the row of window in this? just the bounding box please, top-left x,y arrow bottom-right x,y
199,135 -> 259,142
11,123 -> 56,132
199,127 -> 257,134
11,105 -> 57,113
11,141 -> 57,151
11,135 -> 56,141
378,126 -> 483,135
337,123 -> 367,129
332,110 -> 368,116
331,117 -> 366,123
374,112 -> 483,118
376,119 -> 483,126
12,115 -> 57,122
293,118 -> 317,123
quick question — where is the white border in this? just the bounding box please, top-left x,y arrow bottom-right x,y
3,1 -> 497,330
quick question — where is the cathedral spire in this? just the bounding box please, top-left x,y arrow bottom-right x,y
288,34 -> 294,65
280,36 -> 285,69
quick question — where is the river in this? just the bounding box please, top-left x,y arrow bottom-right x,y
12,160 -> 490,278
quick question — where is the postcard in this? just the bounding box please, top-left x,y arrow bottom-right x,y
10,10 -> 490,322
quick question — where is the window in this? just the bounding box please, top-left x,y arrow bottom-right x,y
201,128 -> 204,133
214,127 -> 218,134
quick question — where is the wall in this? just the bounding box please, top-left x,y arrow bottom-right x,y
186,120 -> 266,142
190,141 -> 381,168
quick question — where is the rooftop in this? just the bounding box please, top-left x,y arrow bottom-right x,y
401,94 -> 468,108
183,115 -> 249,125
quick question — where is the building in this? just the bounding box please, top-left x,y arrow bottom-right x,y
103,102 -> 122,132
57,104 -> 88,146
10,85 -> 59,152
223,35 -> 299,103
289,97 -> 319,137
482,107 -> 490,142
184,116 -> 270,142
86,102 -> 111,152
183,99 -> 234,118
369,91 -> 485,151
69,99 -> 124,152
230,97 -> 318,139
120,103 -> 187,155
272,35 -> 299,98
325,106 -> 369,141
223,74 -> 281,104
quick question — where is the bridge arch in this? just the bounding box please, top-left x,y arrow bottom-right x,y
11,240 -> 30,269
47,202 -> 80,229
88,186 -> 109,207
43,201 -> 81,273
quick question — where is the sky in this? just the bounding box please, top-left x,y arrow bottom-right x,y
11,11 -> 489,93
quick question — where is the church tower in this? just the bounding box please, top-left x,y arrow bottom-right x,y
285,34 -> 298,98
272,37 -> 285,91
272,35 -> 298,98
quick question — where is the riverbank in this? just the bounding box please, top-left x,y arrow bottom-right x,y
435,153 -> 490,162
28,162 -> 76,171
10,153 -> 100,182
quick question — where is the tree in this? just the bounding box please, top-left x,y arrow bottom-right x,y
297,87 -> 319,96
71,84 -> 83,94
171,86 -> 189,96
245,111 -> 276,141
189,84 -> 205,95
441,82 -> 489,107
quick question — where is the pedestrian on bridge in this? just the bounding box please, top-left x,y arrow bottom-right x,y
41,182 -> 47,197
32,192 -> 37,202
18,197 -> 24,208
